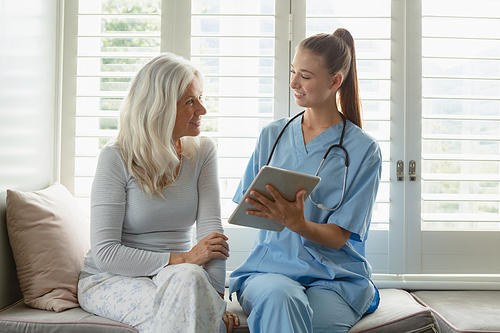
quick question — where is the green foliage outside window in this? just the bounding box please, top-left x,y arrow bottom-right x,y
102,0 -> 160,14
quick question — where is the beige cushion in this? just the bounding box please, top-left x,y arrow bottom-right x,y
6,183 -> 90,312
348,289 -> 437,333
0,300 -> 137,333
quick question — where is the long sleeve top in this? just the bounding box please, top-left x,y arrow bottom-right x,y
80,136 -> 226,294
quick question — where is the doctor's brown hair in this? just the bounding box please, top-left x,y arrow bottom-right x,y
297,28 -> 362,129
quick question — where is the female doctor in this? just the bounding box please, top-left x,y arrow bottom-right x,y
228,28 -> 382,333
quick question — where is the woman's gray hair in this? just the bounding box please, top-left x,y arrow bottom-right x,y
115,52 -> 203,196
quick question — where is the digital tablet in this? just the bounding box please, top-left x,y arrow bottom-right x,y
228,166 -> 321,232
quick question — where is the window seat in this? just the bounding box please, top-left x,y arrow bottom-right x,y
3,287 -> 500,332
227,288 -> 437,333
0,288 -> 429,333
412,290 -> 500,333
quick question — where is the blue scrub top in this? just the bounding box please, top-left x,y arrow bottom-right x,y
229,114 -> 382,316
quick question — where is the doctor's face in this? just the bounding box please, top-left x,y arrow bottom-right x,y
290,49 -> 338,111
173,75 -> 207,142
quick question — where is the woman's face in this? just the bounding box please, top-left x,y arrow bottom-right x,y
290,49 -> 340,110
173,76 -> 206,142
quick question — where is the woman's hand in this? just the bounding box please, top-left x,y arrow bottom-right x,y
173,232 -> 229,266
245,185 -> 308,232
223,311 -> 240,333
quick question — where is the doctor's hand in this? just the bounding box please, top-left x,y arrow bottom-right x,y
245,185 -> 308,232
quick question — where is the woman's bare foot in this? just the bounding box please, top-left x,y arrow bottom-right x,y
222,311 -> 240,333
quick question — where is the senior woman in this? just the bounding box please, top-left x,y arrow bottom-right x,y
78,53 -> 239,333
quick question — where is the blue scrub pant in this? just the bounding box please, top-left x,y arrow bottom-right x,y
236,273 -> 361,333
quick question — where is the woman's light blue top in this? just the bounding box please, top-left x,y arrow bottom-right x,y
229,114 -> 382,316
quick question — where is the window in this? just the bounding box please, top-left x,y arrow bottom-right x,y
61,0 -> 500,280
71,0 -> 161,211
190,0 -> 277,226
421,0 -> 500,230
417,0 -> 500,275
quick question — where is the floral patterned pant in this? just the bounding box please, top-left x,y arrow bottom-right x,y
78,263 -> 227,333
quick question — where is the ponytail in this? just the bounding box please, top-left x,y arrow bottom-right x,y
333,28 -> 362,128
297,28 -> 363,128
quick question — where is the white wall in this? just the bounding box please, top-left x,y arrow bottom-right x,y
0,0 -> 60,308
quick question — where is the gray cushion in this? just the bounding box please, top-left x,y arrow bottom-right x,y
412,290 -> 500,333
348,289 -> 438,333
227,289 -> 438,333
0,301 -> 137,333
1,292 -> 250,333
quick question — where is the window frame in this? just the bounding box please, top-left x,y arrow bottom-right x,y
59,0 -> 500,287
61,0 -> 78,195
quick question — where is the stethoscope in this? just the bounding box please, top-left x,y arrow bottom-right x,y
266,110 -> 349,211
